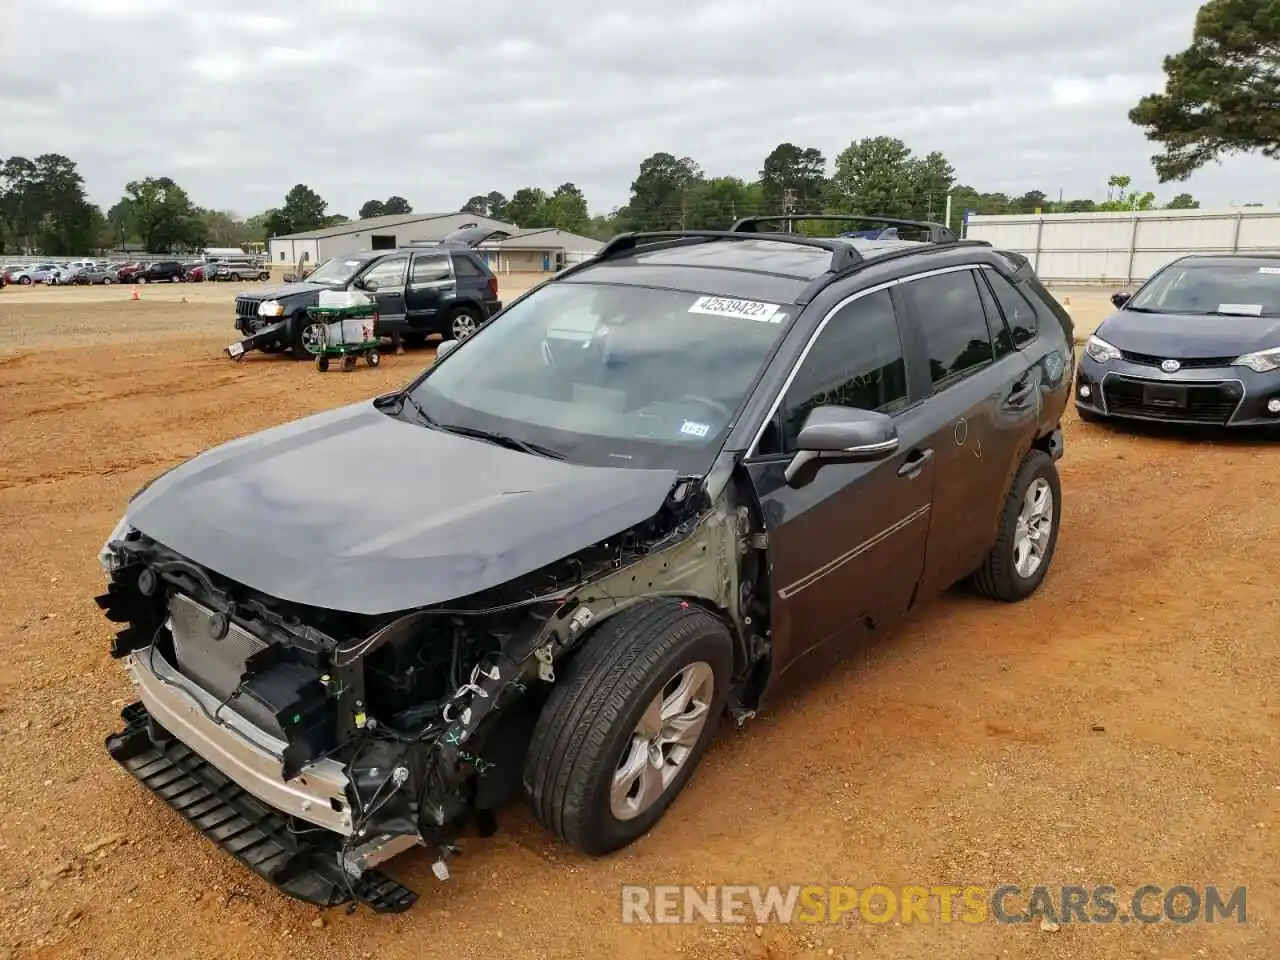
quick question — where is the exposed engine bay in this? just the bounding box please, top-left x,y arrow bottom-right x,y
97,470 -> 770,912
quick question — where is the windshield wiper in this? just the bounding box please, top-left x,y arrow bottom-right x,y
435,423 -> 567,460
397,393 -> 565,460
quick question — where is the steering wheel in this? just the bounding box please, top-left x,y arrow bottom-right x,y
675,394 -> 734,420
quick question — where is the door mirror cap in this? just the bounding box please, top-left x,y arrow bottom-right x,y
434,338 -> 460,361
1110,291 -> 1131,308
784,406 -> 899,484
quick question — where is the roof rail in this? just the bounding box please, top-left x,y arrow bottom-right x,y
595,230 -> 863,271
731,214 -> 959,243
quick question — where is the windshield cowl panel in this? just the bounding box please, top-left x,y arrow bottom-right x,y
405,281 -> 796,472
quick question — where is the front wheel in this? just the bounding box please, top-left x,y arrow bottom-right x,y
290,314 -> 323,359
229,272 -> 241,282
136,276 -> 148,284
969,450 -> 1061,602
524,598 -> 733,856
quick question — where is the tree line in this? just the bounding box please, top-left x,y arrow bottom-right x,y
0,145 -> 1211,258
2,0 -> 1275,256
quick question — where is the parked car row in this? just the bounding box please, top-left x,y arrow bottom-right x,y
0,256 -> 271,286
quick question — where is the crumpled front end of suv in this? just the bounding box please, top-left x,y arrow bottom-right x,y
95,468 -> 747,912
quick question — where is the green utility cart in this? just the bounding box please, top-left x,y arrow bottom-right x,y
304,303 -> 382,372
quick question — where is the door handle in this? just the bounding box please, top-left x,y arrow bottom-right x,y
897,448 -> 933,477
1007,380 -> 1035,406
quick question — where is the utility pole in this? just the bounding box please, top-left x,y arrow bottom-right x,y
782,188 -> 796,233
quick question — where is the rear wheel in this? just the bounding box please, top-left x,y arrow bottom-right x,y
524,598 -> 733,856
447,305 -> 482,340
229,272 -> 241,282
136,276 -> 149,284
970,450 -> 1061,602
18,276 -> 31,285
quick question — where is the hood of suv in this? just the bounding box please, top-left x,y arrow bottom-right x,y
1099,309 -> 1280,358
237,282 -> 326,303
126,401 -> 679,615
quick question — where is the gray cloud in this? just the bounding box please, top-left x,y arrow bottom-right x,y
4,0 -> 1276,218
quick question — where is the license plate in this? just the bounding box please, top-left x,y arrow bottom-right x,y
1143,383 -> 1185,407
226,342 -> 245,358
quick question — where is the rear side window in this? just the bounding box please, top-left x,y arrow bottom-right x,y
410,253 -> 450,283
761,289 -> 908,454
983,270 -> 1038,347
453,255 -> 485,278
899,270 -> 994,389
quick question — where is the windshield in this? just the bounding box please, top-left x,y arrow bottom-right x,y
303,256 -> 368,285
1128,262 -> 1280,316
404,281 -> 796,470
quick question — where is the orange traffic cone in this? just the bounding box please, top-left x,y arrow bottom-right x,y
131,286 -> 139,300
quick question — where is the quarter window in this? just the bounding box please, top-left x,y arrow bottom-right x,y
764,289 -> 908,453
984,270 -> 1038,346
452,255 -> 484,278
900,270 -> 994,388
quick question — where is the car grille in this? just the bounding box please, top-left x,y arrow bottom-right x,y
1102,376 -> 1242,424
1119,349 -> 1236,369
235,295 -> 264,319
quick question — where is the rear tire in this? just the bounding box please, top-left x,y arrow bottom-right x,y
524,598 -> 733,856
447,305 -> 482,340
969,450 -> 1061,602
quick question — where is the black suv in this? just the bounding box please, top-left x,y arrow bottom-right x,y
133,260 -> 186,283
97,216 -> 1072,913
229,227 -> 505,358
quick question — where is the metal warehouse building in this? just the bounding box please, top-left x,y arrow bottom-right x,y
965,207 -> 1280,285
267,212 -> 518,267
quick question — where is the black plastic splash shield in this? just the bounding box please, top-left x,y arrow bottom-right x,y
105,702 -> 417,913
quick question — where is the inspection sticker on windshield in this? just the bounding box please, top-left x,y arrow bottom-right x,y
679,420 -> 711,438
689,295 -> 782,323
1259,267 -> 1280,274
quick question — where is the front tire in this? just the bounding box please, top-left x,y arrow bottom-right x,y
290,313 -> 322,359
969,450 -> 1061,602
524,598 -> 733,856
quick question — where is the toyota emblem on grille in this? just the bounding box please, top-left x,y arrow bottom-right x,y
1160,359 -> 1181,373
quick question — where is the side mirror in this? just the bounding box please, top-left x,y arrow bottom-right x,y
434,338 -> 460,360
1110,291 -> 1131,308
784,406 -> 899,485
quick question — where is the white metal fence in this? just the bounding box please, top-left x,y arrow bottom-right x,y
964,208 -> 1280,286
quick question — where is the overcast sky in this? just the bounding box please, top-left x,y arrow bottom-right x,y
3,0 -> 1275,219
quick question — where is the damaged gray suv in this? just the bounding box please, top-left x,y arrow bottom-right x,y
98,216 -> 1073,912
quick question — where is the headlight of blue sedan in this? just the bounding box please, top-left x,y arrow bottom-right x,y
1084,335 -> 1122,363
1232,346 -> 1280,374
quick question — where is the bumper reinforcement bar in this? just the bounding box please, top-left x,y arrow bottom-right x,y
106,703 -> 418,912
225,319 -> 288,360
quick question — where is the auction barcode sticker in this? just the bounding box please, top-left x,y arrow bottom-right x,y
1259,267 -> 1280,274
689,296 -> 782,323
